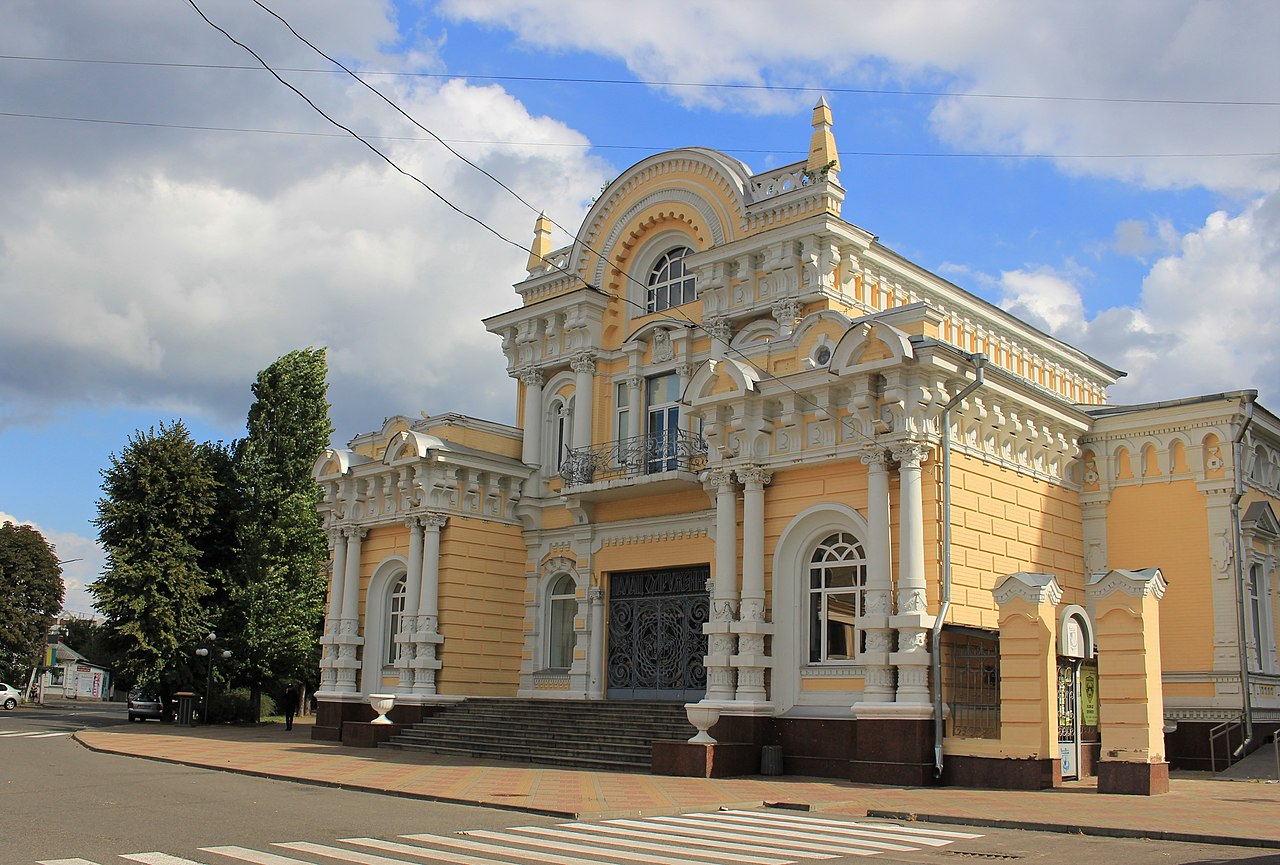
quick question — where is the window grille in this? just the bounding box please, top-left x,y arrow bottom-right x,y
942,628 -> 1000,739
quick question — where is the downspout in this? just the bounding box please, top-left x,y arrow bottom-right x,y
933,352 -> 987,778
1231,391 -> 1257,754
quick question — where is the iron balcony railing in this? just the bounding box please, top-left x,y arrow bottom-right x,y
560,429 -> 709,486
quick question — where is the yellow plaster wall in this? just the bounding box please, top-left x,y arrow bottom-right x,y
1105,480 -> 1212,674
437,517 -> 526,696
945,453 -> 1085,631
595,536 -> 715,578
430,425 -> 522,459
801,676 -> 865,692
594,489 -> 711,524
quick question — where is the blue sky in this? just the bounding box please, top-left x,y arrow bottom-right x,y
2,0 -> 1277,616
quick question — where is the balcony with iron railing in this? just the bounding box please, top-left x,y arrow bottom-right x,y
559,430 -> 709,493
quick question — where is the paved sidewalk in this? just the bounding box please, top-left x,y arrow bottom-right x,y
75,722 -> 1280,849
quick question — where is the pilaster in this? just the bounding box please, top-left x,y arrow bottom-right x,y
856,448 -> 895,709
703,468 -> 739,702
412,513 -> 448,695
732,466 -> 773,707
890,442 -> 934,712
993,572 -> 1062,762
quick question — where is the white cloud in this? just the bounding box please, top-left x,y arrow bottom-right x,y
0,3 -> 611,442
0,512 -> 103,617
997,192 -> 1280,405
441,0 -> 1280,193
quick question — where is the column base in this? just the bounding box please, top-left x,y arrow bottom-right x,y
1097,760 -> 1169,795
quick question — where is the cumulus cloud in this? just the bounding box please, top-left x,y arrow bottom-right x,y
0,1 -> 611,441
0,512 -> 104,618
997,192 -> 1280,405
441,0 -> 1280,193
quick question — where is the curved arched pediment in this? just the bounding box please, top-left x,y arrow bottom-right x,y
683,358 -> 762,406
312,447 -> 351,481
383,429 -> 445,465
730,319 -> 781,350
829,321 -> 914,375
572,148 -> 752,289
792,309 -> 852,345
623,318 -> 692,348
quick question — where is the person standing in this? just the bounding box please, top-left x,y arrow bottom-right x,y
282,684 -> 300,731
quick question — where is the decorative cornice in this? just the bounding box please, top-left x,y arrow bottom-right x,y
1086,567 -> 1167,601
992,572 -> 1063,607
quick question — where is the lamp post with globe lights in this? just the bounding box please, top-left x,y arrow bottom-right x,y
195,632 -> 231,724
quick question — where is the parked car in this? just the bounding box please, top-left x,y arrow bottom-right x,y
1,682 -> 20,709
127,689 -> 163,722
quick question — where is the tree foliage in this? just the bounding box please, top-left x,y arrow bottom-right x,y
227,348 -> 333,696
0,522 -> 63,684
91,421 -> 217,691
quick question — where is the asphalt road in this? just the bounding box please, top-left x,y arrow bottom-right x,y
2,703 -> 1276,865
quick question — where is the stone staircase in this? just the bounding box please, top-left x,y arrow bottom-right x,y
381,698 -> 694,771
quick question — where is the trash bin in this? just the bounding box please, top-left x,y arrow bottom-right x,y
761,744 -> 784,776
175,691 -> 197,726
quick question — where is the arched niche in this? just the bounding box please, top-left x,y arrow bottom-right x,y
829,320 -> 914,375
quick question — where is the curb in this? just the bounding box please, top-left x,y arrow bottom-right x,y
867,810 -> 1280,850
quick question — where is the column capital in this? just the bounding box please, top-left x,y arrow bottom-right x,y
342,525 -> 368,540
892,442 -> 932,468
705,467 -> 738,490
622,374 -> 643,390
404,516 -> 424,532
588,585 -> 605,603
519,366 -> 544,387
570,352 -> 596,375
421,512 -> 449,531
859,448 -> 892,468
704,316 -> 731,342
737,465 -> 773,488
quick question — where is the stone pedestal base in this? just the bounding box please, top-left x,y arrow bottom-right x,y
941,755 -> 1061,790
1098,760 -> 1169,795
342,721 -> 403,748
849,717 -> 934,786
651,741 -> 761,778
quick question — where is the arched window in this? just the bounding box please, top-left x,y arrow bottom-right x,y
646,247 -> 696,313
808,532 -> 867,663
547,396 -> 573,470
546,574 -> 578,669
385,574 -> 407,667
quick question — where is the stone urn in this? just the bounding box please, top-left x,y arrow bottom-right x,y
368,693 -> 396,725
685,702 -> 720,744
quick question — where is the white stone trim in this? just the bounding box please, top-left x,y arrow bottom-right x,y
1086,567 -> 1167,601
992,572 -> 1063,607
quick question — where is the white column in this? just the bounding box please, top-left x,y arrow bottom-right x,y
570,352 -> 596,452
397,518 -> 424,690
588,585 -> 606,699
335,526 -> 366,694
703,468 -> 739,702
733,466 -> 773,705
413,513 -> 447,695
319,529 -> 347,691
520,367 -> 544,468
858,449 -> 896,705
890,443 -> 934,708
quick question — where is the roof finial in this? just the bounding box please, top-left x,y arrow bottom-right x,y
808,97 -> 840,179
526,212 -> 553,274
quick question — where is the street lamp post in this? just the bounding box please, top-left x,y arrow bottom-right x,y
195,632 -> 231,724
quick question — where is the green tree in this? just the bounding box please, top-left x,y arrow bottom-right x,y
226,348 -> 333,716
91,422 -> 217,694
0,522 -> 63,685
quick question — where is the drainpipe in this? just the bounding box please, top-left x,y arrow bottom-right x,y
933,352 -> 987,779
1231,391 -> 1257,755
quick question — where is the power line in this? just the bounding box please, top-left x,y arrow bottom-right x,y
5,110 -> 1276,160
1,52 -> 1276,108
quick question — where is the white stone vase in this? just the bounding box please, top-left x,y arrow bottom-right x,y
685,703 -> 721,744
368,693 -> 396,725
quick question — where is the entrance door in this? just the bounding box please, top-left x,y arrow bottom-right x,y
1057,659 -> 1080,780
607,566 -> 709,701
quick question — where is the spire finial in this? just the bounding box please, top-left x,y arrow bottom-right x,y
526,212 -> 553,273
808,97 -> 840,178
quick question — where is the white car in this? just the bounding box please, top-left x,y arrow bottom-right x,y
0,682 -> 20,710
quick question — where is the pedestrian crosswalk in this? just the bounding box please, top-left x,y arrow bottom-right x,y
0,729 -> 72,739
37,808 -> 983,864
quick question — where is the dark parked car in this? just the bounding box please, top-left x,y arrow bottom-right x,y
127,689 -> 163,722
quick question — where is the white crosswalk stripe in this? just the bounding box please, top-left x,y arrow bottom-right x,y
0,729 -> 72,738
32,809 -> 984,865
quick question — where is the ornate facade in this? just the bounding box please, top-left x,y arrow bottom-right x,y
311,102 -> 1279,792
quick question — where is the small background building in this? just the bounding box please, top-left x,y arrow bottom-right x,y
39,642 -> 111,701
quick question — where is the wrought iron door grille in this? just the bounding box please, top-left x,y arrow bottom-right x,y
607,566 -> 710,701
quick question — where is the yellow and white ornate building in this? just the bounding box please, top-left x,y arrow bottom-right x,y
311,102 -> 1279,793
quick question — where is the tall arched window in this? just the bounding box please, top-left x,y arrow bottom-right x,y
808,532 -> 867,663
547,574 -> 577,669
1248,563 -> 1265,671
385,574 -> 407,667
646,247 -> 696,313
547,396 -> 573,470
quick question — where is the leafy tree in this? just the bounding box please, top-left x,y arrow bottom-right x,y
60,618 -> 123,670
0,522 -> 63,684
91,422 -> 217,694
225,348 -> 333,716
